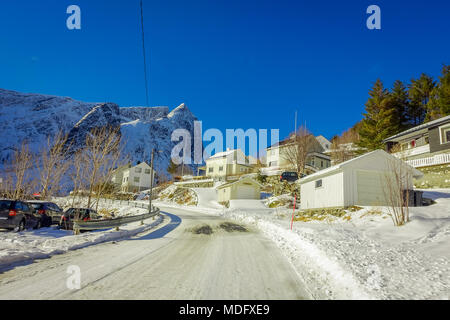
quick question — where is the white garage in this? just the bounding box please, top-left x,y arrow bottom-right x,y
298,150 -> 423,209
216,177 -> 262,202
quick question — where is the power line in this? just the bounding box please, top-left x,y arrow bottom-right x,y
140,0 -> 149,107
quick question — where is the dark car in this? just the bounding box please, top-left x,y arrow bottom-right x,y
0,199 -> 41,231
59,208 -> 99,230
27,201 -> 63,227
280,171 -> 299,182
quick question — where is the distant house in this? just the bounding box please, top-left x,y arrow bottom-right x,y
315,135 -> 332,155
216,176 -> 261,202
298,150 -> 423,210
112,162 -> 155,193
205,149 -> 257,181
384,115 -> 450,168
265,135 -> 331,175
111,164 -> 131,189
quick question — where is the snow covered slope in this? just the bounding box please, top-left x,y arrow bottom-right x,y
0,89 -> 200,174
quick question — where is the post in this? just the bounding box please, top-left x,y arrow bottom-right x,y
149,148 -> 155,214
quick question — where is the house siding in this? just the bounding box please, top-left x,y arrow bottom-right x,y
429,126 -> 450,153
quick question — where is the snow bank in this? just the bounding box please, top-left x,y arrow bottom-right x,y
220,189 -> 450,299
0,201 -> 164,271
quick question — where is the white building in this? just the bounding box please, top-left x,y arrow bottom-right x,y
264,135 -> 331,175
298,150 -> 423,209
116,162 -> 155,193
205,149 -> 257,181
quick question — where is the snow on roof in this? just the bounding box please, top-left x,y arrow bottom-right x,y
298,149 -> 423,184
216,176 -> 262,189
208,149 -> 237,159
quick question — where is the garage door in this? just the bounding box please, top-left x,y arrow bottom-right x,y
356,170 -> 387,206
236,186 -> 255,199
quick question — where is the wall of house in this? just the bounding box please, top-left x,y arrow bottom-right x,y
121,163 -> 154,192
300,171 -> 345,209
429,125 -> 450,153
218,186 -> 231,202
206,158 -> 228,179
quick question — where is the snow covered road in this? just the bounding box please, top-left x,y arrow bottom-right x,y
0,206 -> 312,300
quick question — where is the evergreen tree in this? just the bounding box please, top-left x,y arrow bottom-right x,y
167,159 -> 178,178
427,65 -> 450,120
390,80 -> 410,131
408,73 -> 435,125
357,80 -> 399,151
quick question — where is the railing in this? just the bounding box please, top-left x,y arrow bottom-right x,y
406,153 -> 450,168
73,207 -> 160,234
393,144 -> 430,158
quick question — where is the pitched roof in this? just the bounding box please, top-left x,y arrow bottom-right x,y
384,115 -> 450,142
298,149 -> 423,184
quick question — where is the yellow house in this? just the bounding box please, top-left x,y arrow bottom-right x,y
216,177 -> 261,202
205,149 -> 257,181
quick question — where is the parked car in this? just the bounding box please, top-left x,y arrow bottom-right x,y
0,199 -> 41,231
280,171 -> 299,182
27,201 -> 63,227
59,208 -> 99,230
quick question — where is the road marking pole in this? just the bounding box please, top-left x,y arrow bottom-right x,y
290,194 -> 296,230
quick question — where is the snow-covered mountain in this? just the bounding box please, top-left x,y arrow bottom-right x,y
0,88 -> 201,175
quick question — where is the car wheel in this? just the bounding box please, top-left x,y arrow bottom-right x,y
15,220 -> 25,232
34,220 -> 42,230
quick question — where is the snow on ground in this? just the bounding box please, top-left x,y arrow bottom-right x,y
53,196 -> 148,218
220,189 -> 450,299
165,186 -> 450,299
0,198 -> 164,271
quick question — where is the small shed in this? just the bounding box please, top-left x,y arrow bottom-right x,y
216,177 -> 261,202
298,150 -> 423,209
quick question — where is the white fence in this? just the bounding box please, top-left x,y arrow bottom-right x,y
406,153 -> 450,168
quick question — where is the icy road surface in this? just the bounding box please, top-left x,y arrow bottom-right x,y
0,206 -> 312,300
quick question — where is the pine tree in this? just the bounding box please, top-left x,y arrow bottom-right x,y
427,65 -> 450,120
390,80 -> 410,131
357,80 -> 399,151
408,73 -> 435,125
167,159 -> 178,178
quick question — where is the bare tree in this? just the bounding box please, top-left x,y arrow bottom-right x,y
68,150 -> 86,208
283,126 -> 315,174
36,131 -> 71,199
382,157 -> 412,226
82,126 -> 122,210
7,141 -> 34,200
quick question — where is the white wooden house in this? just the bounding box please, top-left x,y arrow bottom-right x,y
298,150 -> 423,209
114,162 -> 155,193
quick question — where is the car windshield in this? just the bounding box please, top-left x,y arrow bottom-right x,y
29,203 -> 44,209
0,200 -> 12,210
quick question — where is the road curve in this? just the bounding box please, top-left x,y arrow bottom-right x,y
0,206 -> 312,300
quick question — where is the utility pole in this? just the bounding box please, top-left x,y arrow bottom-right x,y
181,158 -> 184,178
294,110 -> 298,136
149,148 -> 154,213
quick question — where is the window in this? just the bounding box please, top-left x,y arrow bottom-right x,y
134,177 -> 140,183
440,125 -> 450,144
208,167 -> 213,173
315,179 -> 322,188
135,168 -> 142,173
219,166 -> 223,171
321,160 -> 324,167
145,169 -> 151,174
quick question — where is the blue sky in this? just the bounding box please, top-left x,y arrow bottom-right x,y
0,0 -> 449,144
